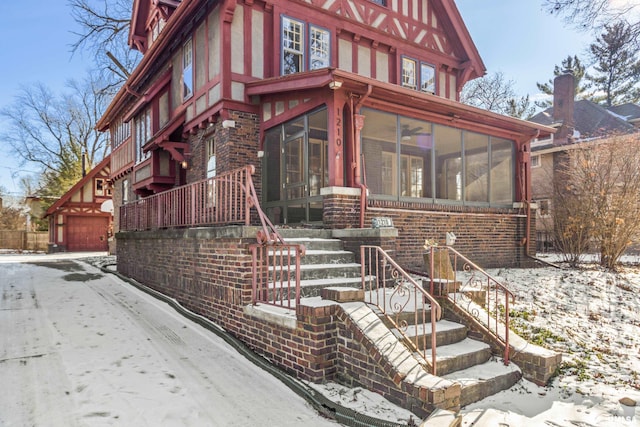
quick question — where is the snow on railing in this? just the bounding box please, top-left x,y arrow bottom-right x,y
424,246 -> 515,365
360,245 -> 442,375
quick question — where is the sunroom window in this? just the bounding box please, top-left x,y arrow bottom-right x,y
362,108 -> 514,206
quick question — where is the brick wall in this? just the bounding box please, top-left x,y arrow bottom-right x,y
322,189 -> 536,269
115,226 -> 339,383
115,226 -> 466,416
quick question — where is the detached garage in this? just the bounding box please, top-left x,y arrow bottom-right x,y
44,157 -> 113,253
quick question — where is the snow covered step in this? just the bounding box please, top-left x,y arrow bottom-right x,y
283,237 -> 345,251
421,338 -> 491,376
443,358 -> 522,407
394,319 -> 467,349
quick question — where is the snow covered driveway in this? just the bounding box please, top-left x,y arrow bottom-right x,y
0,254 -> 339,426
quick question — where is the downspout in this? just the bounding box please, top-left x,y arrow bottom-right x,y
351,85 -> 372,228
521,131 -> 538,257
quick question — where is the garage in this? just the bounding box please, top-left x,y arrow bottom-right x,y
66,216 -> 109,252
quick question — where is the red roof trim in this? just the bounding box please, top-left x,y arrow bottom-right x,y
44,157 -> 112,218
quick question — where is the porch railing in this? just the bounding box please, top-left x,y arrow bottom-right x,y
360,246 -> 442,375
423,246 -> 515,365
119,165 -> 304,309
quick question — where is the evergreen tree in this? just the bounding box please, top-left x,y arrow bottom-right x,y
535,55 -> 590,108
586,22 -> 640,106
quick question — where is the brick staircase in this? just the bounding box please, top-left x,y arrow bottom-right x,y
276,228 -> 522,410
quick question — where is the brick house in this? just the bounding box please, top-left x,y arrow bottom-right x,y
97,0 -> 562,418
529,73 -> 640,250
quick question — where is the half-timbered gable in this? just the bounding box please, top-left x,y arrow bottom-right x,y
43,157 -> 113,253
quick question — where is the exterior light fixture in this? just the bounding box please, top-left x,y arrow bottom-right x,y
329,80 -> 343,90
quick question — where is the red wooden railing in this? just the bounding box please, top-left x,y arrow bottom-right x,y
361,246 -> 442,375
119,165 -> 305,309
119,166 -> 254,231
423,246 -> 515,365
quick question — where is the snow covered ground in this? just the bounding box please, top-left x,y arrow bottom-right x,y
2,251 -> 640,426
0,253 -> 340,426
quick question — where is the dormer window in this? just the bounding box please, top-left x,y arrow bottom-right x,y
402,57 -> 437,94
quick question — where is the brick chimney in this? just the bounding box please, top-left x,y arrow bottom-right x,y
553,72 -> 575,144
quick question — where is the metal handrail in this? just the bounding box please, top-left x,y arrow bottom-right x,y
360,245 -> 442,375
423,246 -> 515,365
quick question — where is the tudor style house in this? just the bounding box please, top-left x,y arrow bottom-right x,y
529,73 -> 640,251
43,157 -> 113,253
97,0 -> 564,418
99,0 -> 553,268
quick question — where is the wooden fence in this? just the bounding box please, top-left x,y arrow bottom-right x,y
0,231 -> 48,252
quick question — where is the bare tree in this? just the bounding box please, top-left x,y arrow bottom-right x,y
0,77 -> 110,198
543,0 -> 640,46
461,72 -> 536,119
69,0 -> 139,95
554,133 -> 640,269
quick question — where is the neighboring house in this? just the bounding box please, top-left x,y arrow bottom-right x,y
43,157 -> 113,253
529,73 -> 639,250
94,0 -> 563,417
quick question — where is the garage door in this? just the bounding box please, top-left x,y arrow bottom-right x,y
66,216 -> 109,252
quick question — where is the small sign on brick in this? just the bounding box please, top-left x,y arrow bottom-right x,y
372,217 -> 394,228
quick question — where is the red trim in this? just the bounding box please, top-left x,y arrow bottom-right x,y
44,157 -> 111,218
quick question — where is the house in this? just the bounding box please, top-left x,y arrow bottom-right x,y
529,73 -> 639,250
96,0 -> 561,418
43,157 -> 113,253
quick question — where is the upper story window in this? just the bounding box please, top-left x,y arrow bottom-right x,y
111,118 -> 131,149
369,0 -> 387,5
182,39 -> 193,101
401,58 -> 417,90
402,57 -> 437,94
310,26 -> 330,70
281,17 -> 331,75
135,107 -> 152,163
282,17 -> 304,75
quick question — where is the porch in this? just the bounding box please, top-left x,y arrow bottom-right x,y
115,166 -> 560,418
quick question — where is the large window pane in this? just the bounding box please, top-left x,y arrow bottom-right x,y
490,138 -> 514,204
362,108 -> 397,196
464,132 -> 489,203
264,128 -> 282,202
400,117 -> 432,198
435,125 -> 462,201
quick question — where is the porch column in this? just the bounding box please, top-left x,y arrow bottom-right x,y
327,104 -> 345,187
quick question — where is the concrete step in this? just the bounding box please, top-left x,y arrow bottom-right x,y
267,277 -> 365,300
284,237 -> 345,251
394,319 -> 467,349
421,338 -> 491,376
443,358 -> 522,407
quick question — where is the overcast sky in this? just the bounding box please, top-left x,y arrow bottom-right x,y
0,1 -> 594,197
